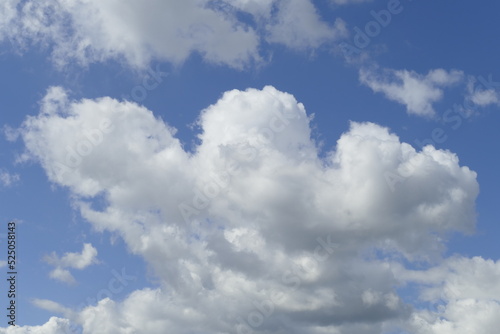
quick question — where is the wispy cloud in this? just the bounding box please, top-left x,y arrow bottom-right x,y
44,243 -> 98,285
360,67 -> 464,117
0,170 -> 19,187
466,76 -> 500,107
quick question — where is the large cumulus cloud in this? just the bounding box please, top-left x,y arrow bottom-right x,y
7,86 -> 486,333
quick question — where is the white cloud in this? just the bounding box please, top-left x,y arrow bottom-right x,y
0,0 -> 18,41
0,317 -> 73,334
471,90 -> 500,106
360,67 -> 464,116
53,243 -> 98,270
466,77 -> 500,107
0,0 -> 346,69
227,0 -> 348,50
396,256 -> 500,303
395,256 -> 500,334
2,0 -> 260,69
32,299 -> 72,316
263,0 -> 348,49
48,267 -> 76,285
0,170 -> 19,187
3,125 -> 20,142
11,85 -> 483,333
44,243 -> 98,285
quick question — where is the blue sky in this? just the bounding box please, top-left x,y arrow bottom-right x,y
0,0 -> 499,333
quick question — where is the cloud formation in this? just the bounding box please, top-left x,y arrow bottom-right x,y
466,76 -> 500,107
0,170 -> 19,187
396,256 -> 500,334
0,317 -> 73,334
8,85 -> 484,333
360,67 -> 464,117
44,243 -> 99,285
0,0 -> 347,69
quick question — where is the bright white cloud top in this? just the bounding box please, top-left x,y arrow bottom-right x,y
0,1 -> 499,334
4,85 -> 486,333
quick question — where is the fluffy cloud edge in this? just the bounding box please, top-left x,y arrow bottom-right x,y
359,67 -> 464,117
8,85 -> 486,333
44,243 -> 99,285
0,0 -> 349,70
